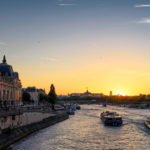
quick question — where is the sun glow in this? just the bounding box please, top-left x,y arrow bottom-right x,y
115,91 -> 125,96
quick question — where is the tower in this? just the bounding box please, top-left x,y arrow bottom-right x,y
110,91 -> 112,96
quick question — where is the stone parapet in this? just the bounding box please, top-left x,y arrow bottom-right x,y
0,112 -> 69,150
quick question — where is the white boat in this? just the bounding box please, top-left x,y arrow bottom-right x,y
66,108 -> 75,115
71,105 -> 76,111
66,104 -> 75,115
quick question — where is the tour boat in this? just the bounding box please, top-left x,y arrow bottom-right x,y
100,111 -> 123,126
145,117 -> 150,129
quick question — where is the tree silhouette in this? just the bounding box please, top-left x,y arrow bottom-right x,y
39,93 -> 47,103
48,84 -> 57,110
22,91 -> 31,104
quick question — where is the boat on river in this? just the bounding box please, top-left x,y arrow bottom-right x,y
100,111 -> 123,126
67,108 -> 75,115
66,104 -> 75,115
145,117 -> 150,129
103,103 -> 107,107
76,105 -> 81,110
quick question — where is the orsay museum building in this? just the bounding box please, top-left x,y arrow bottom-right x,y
0,56 -> 22,106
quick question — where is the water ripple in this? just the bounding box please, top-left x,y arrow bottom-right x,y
8,105 -> 150,150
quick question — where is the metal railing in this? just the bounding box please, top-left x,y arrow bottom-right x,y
0,104 -> 52,117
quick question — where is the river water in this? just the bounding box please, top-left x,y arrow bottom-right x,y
8,105 -> 150,150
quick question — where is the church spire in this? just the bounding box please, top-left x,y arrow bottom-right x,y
2,55 -> 6,63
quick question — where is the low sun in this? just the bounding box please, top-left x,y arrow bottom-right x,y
115,91 -> 125,96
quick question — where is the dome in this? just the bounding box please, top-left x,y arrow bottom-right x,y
0,56 -> 14,77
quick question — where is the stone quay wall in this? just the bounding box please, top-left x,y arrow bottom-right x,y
0,106 -> 52,132
0,112 -> 69,150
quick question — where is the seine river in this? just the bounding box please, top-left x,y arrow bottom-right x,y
8,105 -> 150,150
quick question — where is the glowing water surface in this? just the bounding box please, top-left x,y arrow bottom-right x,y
8,105 -> 150,150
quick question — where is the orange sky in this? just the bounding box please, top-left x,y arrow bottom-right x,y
18,49 -> 150,95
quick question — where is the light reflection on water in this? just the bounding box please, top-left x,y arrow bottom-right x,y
9,105 -> 150,150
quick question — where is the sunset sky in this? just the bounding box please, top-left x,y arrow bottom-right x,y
0,0 -> 150,95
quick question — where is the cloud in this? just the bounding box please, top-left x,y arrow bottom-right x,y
58,0 -> 74,2
40,57 -> 58,62
138,18 -> 150,24
135,4 -> 150,8
0,42 -> 7,46
58,0 -> 75,6
58,3 -> 75,6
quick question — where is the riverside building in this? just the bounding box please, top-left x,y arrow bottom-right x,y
0,56 -> 22,106
22,87 -> 45,105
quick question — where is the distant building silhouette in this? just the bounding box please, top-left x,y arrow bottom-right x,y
22,87 -> 45,104
69,89 -> 103,98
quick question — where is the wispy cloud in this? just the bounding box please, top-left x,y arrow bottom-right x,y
58,0 -> 75,6
58,3 -> 75,6
138,18 -> 150,24
58,0 -> 74,2
135,4 -> 150,8
0,42 -> 7,46
40,57 -> 58,62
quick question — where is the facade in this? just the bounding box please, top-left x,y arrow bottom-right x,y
23,87 -> 45,104
0,56 -> 22,106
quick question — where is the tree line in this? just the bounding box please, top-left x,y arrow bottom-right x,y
22,84 -> 57,110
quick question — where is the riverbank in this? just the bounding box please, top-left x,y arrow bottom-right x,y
0,112 -> 69,150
